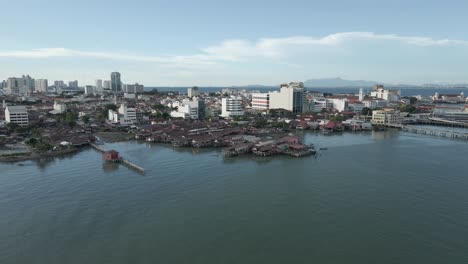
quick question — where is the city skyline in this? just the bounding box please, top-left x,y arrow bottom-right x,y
1,0 -> 468,86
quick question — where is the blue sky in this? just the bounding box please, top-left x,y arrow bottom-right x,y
1,0 -> 468,86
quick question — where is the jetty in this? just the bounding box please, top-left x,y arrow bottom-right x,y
402,125 -> 468,140
90,143 -> 145,174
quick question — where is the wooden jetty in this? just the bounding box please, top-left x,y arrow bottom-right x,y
90,143 -> 145,174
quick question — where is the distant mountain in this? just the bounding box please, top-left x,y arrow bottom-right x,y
303,77 -> 380,88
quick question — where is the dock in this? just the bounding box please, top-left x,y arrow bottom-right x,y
90,143 -> 145,174
402,125 -> 468,140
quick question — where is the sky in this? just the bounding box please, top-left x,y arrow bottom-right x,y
1,0 -> 468,86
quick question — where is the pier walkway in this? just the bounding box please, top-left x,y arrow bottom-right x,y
90,143 -> 145,174
402,125 -> 468,140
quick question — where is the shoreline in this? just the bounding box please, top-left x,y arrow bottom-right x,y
0,147 -> 85,163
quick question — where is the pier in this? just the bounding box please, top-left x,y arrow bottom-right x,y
402,125 -> 468,140
90,143 -> 145,174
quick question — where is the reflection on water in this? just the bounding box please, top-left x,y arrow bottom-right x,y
102,162 -> 119,173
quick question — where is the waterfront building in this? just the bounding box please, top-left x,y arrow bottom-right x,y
268,82 -> 305,113
431,92 -> 465,103
251,93 -> 269,111
362,99 -> 388,109
5,105 -> 29,126
111,72 -> 122,92
329,98 -> 349,112
68,80 -> 79,89
221,96 -> 244,118
313,98 -> 333,111
95,80 -> 103,94
34,79 -> 48,93
370,85 -> 401,102
170,98 -> 205,119
108,104 -> 137,126
103,80 -> 111,90
123,83 -> 144,94
6,75 -> 35,94
372,109 -> 400,125
188,86 -> 200,97
359,88 -> 364,101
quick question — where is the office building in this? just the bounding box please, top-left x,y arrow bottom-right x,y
111,72 -> 122,92
188,86 -> 200,97
372,109 -> 400,125
123,83 -> 144,94
5,105 -> 29,126
103,80 -> 111,90
170,98 -> 205,119
68,80 -> 79,89
84,85 -> 94,95
95,80 -> 103,94
251,93 -> 269,111
268,82 -> 305,113
34,79 -> 48,93
221,96 -> 244,118
108,104 -> 137,126
6,75 -> 35,94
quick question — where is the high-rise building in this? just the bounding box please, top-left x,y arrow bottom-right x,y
268,82 -> 305,113
251,93 -> 269,111
110,72 -> 122,92
6,75 -> 35,94
221,96 -> 244,118
54,80 -> 66,94
95,79 -> 103,94
68,80 -> 79,89
103,80 -> 111,90
35,79 -> 48,93
123,83 -> 144,94
188,86 -> 199,97
84,85 -> 94,95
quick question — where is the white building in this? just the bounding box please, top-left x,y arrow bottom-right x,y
84,85 -> 94,95
54,101 -> 66,112
372,109 -> 400,125
103,80 -> 111,90
363,99 -> 388,109
188,86 -> 200,97
349,102 -> 365,113
170,98 -> 204,119
370,85 -> 401,102
6,75 -> 35,94
5,105 -> 29,126
123,83 -> 144,94
35,79 -> 48,93
221,96 -> 244,118
314,98 -> 333,111
95,80 -> 103,94
268,82 -> 305,113
329,98 -> 349,112
108,104 -> 137,126
251,93 -> 269,111
68,80 -> 79,89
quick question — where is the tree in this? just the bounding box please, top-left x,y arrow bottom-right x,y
162,112 -> 170,119
65,112 -> 78,127
96,113 -> 105,123
6,122 -> 19,131
409,97 -> 418,105
361,107 -> 372,116
81,115 -> 90,124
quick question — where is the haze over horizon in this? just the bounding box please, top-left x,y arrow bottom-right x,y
1,0 -> 468,86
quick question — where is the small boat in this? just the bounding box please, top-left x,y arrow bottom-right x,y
319,147 -> 328,150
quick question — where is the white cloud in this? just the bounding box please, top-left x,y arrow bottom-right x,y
202,32 -> 468,60
1,32 -> 466,64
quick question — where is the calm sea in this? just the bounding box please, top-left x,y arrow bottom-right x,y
1,131 -> 468,263
147,86 -> 467,97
